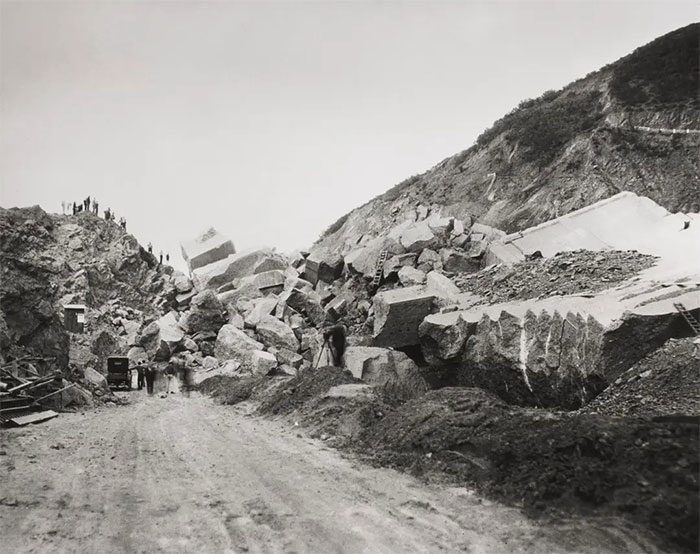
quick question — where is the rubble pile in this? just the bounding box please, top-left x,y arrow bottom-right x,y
581,338 -> 700,417
453,250 -> 657,302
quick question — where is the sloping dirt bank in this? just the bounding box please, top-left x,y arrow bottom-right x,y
203,368 -> 699,552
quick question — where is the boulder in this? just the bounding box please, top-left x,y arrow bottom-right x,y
172,271 -> 193,293
253,254 -> 288,274
419,311 -> 473,364
180,228 -> 236,273
399,222 -> 437,253
127,346 -> 147,365
426,215 -> 453,238
255,315 -> 299,352
238,269 -> 286,294
192,359 -> 241,385
342,346 -> 427,401
61,379 -> 93,407
471,222 -> 506,241
214,324 -> 264,367
373,286 -> 436,347
251,350 -> 277,375
179,290 -> 226,335
398,266 -> 426,286
83,366 -> 109,392
282,289 -> 327,327
276,348 -> 303,369
441,249 -> 480,274
219,283 -> 263,319
243,296 -> 279,328
426,271 -> 460,302
383,253 -> 417,279
192,249 -> 278,290
156,311 -> 185,345
304,248 -> 344,285
183,338 -> 198,352
417,249 -> 441,268
324,296 -> 348,321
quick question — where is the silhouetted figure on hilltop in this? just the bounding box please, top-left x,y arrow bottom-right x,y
120,217 -> 127,231
159,251 -> 163,265
72,202 -> 77,215
147,242 -> 153,254
93,199 -> 99,215
104,208 -> 111,221
166,253 -> 170,263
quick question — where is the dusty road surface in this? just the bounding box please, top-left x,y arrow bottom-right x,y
0,392 -> 661,554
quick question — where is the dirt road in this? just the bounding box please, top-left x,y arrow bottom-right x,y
0,393 -> 660,554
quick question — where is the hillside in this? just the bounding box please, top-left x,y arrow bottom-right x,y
316,23 -> 700,254
0,206 -> 179,371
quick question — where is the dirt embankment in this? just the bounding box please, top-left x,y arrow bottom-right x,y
201,366 -> 699,553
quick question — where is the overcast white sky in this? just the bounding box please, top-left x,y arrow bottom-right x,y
1,1 -> 697,272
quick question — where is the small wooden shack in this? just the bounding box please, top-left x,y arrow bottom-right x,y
64,304 -> 87,333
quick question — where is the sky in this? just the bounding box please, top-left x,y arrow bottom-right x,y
1,1 -> 697,273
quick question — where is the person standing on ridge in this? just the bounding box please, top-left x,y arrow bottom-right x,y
159,251 -> 163,265
93,199 -> 99,215
166,253 -> 170,263
147,242 -> 153,254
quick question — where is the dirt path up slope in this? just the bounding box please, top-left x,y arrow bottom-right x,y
0,393 -> 660,554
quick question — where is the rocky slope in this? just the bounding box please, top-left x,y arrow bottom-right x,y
316,23 -> 699,255
0,206 -> 179,373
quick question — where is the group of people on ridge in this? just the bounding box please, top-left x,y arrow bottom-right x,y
61,197 -> 127,230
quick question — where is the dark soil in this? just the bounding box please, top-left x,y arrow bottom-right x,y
452,250 -> 657,302
197,375 -> 264,405
257,366 -> 358,416
257,381 -> 698,552
582,338 -> 700,417
358,388 -> 699,553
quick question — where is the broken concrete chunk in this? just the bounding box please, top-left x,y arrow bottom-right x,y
180,228 -> 236,273
441,249 -> 481,274
304,248 -> 344,285
419,311 -> 473,363
243,296 -> 278,329
192,249 -> 278,291
255,315 -> 299,352
398,266 -> 426,286
252,350 -> 277,375
399,222 -> 437,253
238,269 -> 286,294
373,286 -> 436,347
425,271 -> 460,302
324,295 -> 349,321
214,324 -> 264,366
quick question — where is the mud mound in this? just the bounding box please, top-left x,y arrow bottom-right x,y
582,338 -> 700,417
358,387 -> 699,552
257,366 -> 358,416
453,250 -> 656,302
197,375 -> 265,405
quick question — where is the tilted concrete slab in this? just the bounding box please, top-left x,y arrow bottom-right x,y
486,192 -> 700,265
180,228 -> 236,273
192,249 -> 277,291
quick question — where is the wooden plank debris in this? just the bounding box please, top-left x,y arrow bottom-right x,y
9,410 -> 58,426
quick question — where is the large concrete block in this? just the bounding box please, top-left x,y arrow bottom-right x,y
192,249 -> 276,291
373,286 -> 436,347
180,228 -> 236,272
304,248 -> 344,285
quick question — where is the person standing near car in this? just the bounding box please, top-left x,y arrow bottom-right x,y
144,362 -> 156,395
136,360 -> 145,391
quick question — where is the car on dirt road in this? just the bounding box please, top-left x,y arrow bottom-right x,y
106,356 -> 131,390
